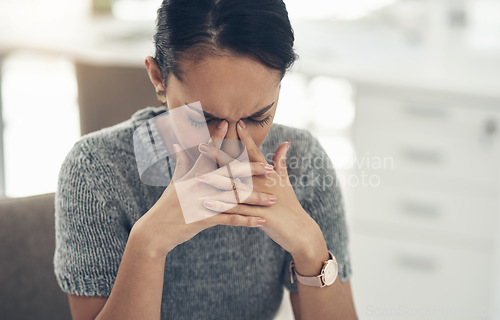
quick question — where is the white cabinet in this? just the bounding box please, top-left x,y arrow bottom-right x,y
351,232 -> 495,320
349,85 -> 500,320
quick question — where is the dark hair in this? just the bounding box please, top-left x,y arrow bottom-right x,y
152,0 -> 298,102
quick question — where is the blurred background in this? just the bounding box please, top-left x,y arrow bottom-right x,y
0,0 -> 499,319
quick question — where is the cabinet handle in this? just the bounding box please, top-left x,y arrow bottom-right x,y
402,105 -> 448,119
483,117 -> 497,137
400,147 -> 442,164
398,200 -> 441,219
479,117 -> 498,147
395,253 -> 438,273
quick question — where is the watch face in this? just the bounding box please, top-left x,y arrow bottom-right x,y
323,260 -> 339,286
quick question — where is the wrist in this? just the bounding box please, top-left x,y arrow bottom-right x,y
130,219 -> 172,261
291,214 -> 326,259
290,218 -> 329,276
292,244 -> 330,276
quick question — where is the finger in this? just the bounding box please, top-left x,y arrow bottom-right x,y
198,161 -> 274,179
236,120 -> 268,163
207,213 -> 267,228
171,143 -> 191,181
202,200 -> 262,217
198,143 -> 238,167
186,121 -> 228,176
272,141 -> 291,179
203,191 -> 277,206
196,172 -> 251,191
208,120 -> 228,150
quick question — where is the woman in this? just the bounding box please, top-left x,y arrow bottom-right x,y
54,0 -> 357,319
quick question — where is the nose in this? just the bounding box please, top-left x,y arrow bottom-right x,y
220,121 -> 243,159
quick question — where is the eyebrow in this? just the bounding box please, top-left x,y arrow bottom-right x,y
185,101 -> 275,120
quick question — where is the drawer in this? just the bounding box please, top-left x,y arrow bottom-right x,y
353,97 -> 500,185
355,96 -> 500,143
353,124 -> 500,186
349,232 -> 495,320
349,182 -> 499,241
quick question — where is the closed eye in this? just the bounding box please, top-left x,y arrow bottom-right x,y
188,116 -> 272,129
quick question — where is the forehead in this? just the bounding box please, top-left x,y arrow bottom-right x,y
170,55 -> 281,117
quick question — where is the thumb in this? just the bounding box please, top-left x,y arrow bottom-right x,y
171,143 -> 191,181
272,141 -> 290,179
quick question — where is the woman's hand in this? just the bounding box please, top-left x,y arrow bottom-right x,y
197,120 -> 324,257
131,120 -> 277,259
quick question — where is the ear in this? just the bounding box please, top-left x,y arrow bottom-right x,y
144,56 -> 165,92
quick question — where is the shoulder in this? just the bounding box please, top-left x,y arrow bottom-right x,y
262,123 -> 327,174
264,122 -> 314,144
60,106 -> 168,187
262,122 -> 318,156
81,106 -> 166,153
67,106 -> 167,162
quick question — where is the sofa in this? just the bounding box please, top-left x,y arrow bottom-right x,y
0,192 -> 71,320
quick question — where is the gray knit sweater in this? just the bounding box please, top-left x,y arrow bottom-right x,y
53,105 -> 352,320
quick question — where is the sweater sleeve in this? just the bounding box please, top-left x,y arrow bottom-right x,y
53,139 -> 131,297
282,132 -> 353,293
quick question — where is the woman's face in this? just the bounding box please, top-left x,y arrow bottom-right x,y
162,55 -> 281,160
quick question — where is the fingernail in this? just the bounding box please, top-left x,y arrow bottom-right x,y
263,164 -> 274,171
257,218 -> 266,225
218,120 -> 228,129
203,200 -> 214,208
238,120 -> 246,129
268,195 -> 277,203
198,143 -> 209,153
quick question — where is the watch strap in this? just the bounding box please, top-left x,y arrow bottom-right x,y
289,250 -> 336,287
